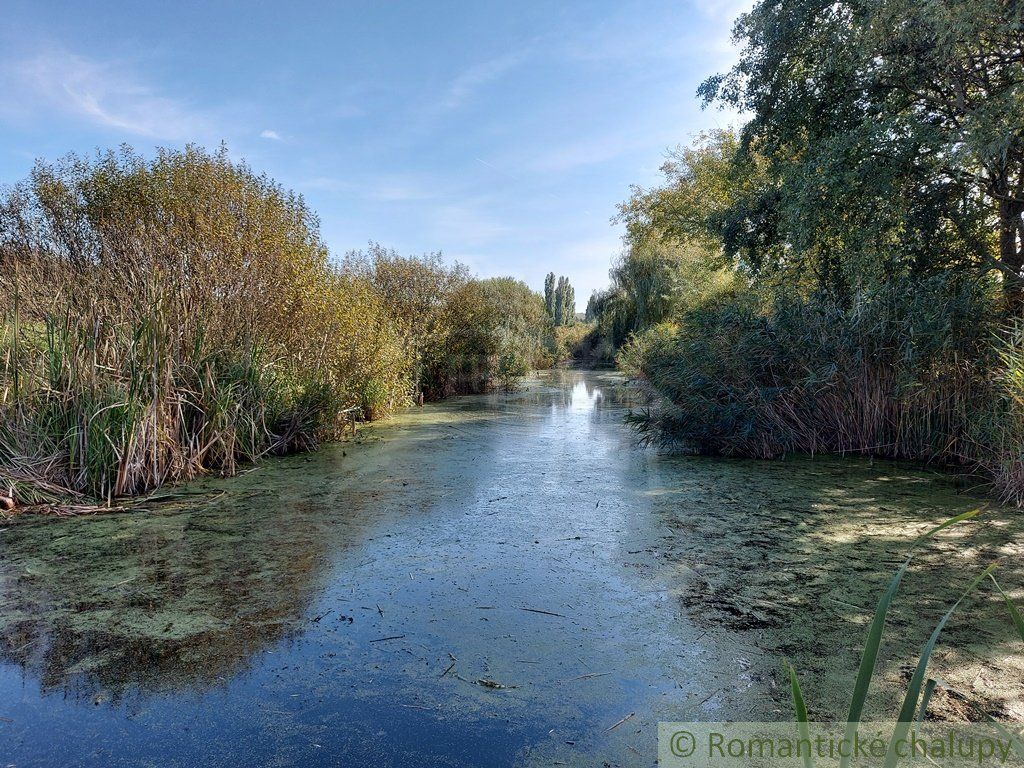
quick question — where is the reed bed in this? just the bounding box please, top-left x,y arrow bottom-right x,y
619,274 -> 1024,504
0,146 -> 552,509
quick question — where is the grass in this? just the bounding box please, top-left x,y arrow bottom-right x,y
0,146 -> 554,510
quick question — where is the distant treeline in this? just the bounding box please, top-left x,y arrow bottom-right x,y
586,0 -> 1024,503
0,146 -> 560,506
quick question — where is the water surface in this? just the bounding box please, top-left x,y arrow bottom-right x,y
1,370 -> 1021,766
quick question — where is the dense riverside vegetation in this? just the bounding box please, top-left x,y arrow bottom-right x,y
588,0 -> 1024,503
0,146 -> 555,507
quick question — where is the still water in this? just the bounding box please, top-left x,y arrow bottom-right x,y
0,370 -> 1021,766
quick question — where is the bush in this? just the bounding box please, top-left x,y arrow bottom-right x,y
626,275 -> 1000,463
497,348 -> 530,391
616,322 -> 679,378
0,146 -> 411,501
552,323 -> 592,362
0,146 -> 558,505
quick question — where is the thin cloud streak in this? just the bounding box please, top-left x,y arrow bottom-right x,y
6,47 -> 213,140
440,50 -> 527,110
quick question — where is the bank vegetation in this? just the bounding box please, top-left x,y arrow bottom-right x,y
584,0 -> 1024,504
0,146 -> 555,507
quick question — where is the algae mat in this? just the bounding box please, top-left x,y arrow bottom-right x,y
0,369 -> 1021,767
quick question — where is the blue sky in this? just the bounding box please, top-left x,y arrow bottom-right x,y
0,0 -> 748,301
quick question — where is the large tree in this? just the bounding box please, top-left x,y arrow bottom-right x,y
554,275 -> 566,325
561,281 -> 576,325
701,0 -> 1024,308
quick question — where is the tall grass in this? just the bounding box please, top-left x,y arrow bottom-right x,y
619,274 -> 1024,501
0,146 -> 551,508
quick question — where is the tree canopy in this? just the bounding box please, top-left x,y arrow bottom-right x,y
699,0 -> 1024,307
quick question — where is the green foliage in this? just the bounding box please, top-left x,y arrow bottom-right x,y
497,348 -> 529,391
552,323 -> 593,363
0,147 -> 551,505
624,275 -> 1000,463
475,276 -> 553,370
359,377 -> 391,421
700,0 -> 1024,307
544,274 -> 576,327
585,130 -> 743,354
593,0 -> 1024,503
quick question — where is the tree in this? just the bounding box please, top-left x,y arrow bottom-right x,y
476,276 -> 553,368
700,0 -> 1024,309
562,282 -> 575,325
554,276 -> 566,326
544,272 -> 556,319
346,244 -> 470,397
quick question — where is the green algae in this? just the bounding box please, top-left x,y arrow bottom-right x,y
0,369 -> 1020,767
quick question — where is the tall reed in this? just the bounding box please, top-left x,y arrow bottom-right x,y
622,275 -> 1010,479
0,146 -> 554,508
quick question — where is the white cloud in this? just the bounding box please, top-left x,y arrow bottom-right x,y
259,129 -> 281,140
440,50 -> 526,110
6,48 -> 212,140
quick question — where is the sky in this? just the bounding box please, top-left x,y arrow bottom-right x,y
0,0 -> 750,302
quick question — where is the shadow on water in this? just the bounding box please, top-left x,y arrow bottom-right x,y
0,368 -> 1020,766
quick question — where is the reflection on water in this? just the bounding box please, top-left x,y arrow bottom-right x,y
0,369 -> 1021,766
0,500 -> 331,701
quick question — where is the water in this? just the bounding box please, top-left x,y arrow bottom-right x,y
0,370 -> 1021,766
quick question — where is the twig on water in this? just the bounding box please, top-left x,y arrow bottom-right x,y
606,712 -> 635,732
519,607 -> 566,618
564,671 -> 612,682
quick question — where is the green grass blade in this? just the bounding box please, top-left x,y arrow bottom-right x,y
839,512 -> 983,768
838,509 -> 980,768
915,678 -> 937,726
883,563 -> 998,768
911,678 -> 938,766
989,574 -> 1024,642
786,662 -> 815,768
910,508 -> 982,549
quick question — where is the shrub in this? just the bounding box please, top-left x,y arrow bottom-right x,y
0,146 -> 410,501
626,274 -> 999,463
0,147 -> 559,506
552,323 -> 592,362
497,348 -> 530,391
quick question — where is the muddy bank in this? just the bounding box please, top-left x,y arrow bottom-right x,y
0,370 -> 1020,767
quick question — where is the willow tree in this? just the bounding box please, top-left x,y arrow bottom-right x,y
346,244 -> 469,398
701,0 -> 1024,308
